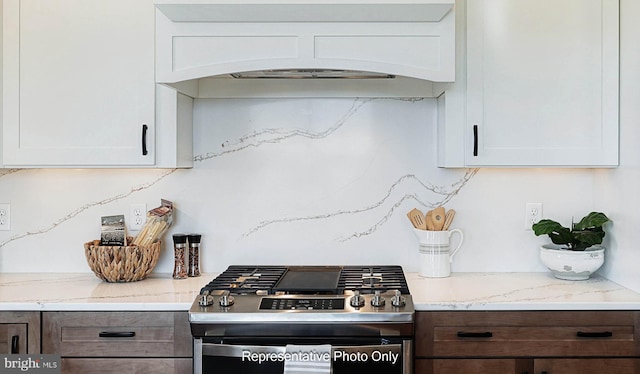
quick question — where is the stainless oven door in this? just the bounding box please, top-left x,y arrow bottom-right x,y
194,338 -> 412,374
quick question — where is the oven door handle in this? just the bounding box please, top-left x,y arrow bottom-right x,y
202,343 -> 286,357
201,342 -> 402,358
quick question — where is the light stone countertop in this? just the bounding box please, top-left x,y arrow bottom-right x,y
407,272 -> 640,311
1,272 -> 639,311
0,273 -> 206,311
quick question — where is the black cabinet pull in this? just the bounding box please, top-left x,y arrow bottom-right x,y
11,335 -> 19,354
576,331 -> 613,338
473,125 -> 479,156
99,331 -> 136,338
142,124 -> 148,156
457,331 -> 493,338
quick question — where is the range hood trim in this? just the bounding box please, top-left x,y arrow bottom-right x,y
230,69 -> 396,79
155,1 -> 454,23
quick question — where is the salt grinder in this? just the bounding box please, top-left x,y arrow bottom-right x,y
187,234 -> 202,277
172,234 -> 188,279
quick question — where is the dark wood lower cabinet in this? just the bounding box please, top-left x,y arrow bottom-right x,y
61,358 -> 192,374
416,358 -> 527,374
415,311 -> 640,374
417,358 -> 640,374
43,311 -> 192,374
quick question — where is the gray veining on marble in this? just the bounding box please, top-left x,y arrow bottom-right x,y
0,169 -> 176,248
244,170 -> 478,240
194,98 -> 374,162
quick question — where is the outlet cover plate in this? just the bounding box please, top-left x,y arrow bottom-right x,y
0,203 -> 11,231
129,203 -> 146,231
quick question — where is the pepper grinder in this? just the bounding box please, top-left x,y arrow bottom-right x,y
172,234 -> 188,279
187,234 -> 202,277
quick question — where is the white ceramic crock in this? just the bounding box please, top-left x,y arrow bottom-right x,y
414,229 -> 464,278
539,244 -> 605,281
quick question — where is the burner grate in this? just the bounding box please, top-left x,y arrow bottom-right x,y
339,265 -> 410,294
200,266 -> 287,295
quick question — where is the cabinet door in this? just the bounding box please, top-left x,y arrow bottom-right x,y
535,358 -> 640,374
0,312 -> 41,354
0,324 -> 27,354
62,358 -> 192,374
3,0 -> 156,167
416,358 -> 528,374
465,0 -> 619,167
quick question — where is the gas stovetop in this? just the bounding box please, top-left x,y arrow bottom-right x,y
189,265 -> 414,325
199,265 -> 411,296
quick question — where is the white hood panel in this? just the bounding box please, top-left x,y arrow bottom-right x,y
155,1 -> 455,98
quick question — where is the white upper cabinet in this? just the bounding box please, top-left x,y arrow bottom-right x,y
3,0 -> 160,167
440,0 -> 619,167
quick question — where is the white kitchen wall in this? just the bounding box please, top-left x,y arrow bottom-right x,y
592,0 -> 640,293
0,1 -> 638,294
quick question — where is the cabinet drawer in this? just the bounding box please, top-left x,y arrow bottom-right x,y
416,311 -> 639,358
43,311 -> 191,358
433,325 -> 635,357
62,358 -> 192,374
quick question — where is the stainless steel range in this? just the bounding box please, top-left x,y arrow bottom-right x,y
189,265 -> 414,374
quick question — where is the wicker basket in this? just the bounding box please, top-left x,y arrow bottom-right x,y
84,238 -> 161,282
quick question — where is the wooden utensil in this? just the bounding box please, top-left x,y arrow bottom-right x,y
443,209 -> 456,230
407,208 -> 427,230
431,206 -> 446,231
425,210 -> 436,231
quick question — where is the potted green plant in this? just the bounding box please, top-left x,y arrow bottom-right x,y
532,212 -> 611,280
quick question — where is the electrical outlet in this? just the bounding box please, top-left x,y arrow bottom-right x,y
525,203 -> 543,230
0,203 -> 11,231
129,203 -> 146,231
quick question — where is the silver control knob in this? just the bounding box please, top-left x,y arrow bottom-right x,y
391,290 -> 406,308
198,291 -> 214,307
350,290 -> 365,308
219,290 -> 235,307
371,290 -> 386,307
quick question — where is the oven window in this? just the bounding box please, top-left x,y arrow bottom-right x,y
203,355 -> 284,373
199,342 -> 405,374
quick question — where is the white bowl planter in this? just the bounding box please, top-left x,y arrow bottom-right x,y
539,244 -> 605,281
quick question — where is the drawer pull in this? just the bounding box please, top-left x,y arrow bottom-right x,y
11,335 -> 19,354
457,331 -> 493,338
576,331 -> 613,338
99,331 -> 136,338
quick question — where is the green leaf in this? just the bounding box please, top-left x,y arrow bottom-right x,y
573,228 -> 605,246
533,220 -> 574,246
573,212 -> 610,230
532,219 -> 564,236
547,227 -> 575,247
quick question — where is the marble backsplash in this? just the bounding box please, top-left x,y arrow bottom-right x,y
0,97 -> 603,278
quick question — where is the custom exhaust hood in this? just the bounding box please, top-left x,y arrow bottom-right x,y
155,0 -> 456,98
